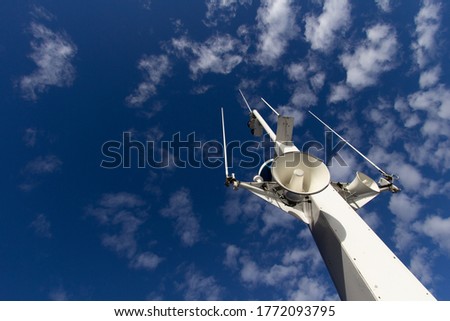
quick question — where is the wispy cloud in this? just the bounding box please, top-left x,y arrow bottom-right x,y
126,55 -> 171,107
23,128 -> 38,147
304,0 -> 351,53
130,252 -> 164,270
172,34 -> 246,78
86,192 -> 163,270
30,5 -> 55,21
25,155 -> 62,174
389,193 -> 421,223
222,190 -> 295,235
19,22 -> 77,100
255,0 -> 299,66
30,214 -> 52,238
139,0 -> 152,10
223,244 -> 241,269
328,82 -> 352,104
409,247 -> 435,286
419,65 -> 441,89
204,0 -> 252,26
408,85 -> 450,122
396,83 -> 450,172
375,0 -> 392,12
284,56 -> 325,111
288,276 -> 336,300
412,0 -> 441,69
160,188 -> 200,246
225,239 -> 336,300
414,215 -> 450,254
340,23 -> 398,90
49,287 -> 68,301
179,266 -> 223,300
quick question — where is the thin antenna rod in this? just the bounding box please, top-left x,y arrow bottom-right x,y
308,111 -> 389,177
221,108 -> 229,178
261,97 -> 280,116
238,89 -> 252,113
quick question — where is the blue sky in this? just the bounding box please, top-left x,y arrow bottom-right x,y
1,0 -> 450,300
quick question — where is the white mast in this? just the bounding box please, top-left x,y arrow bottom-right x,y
223,94 -> 436,301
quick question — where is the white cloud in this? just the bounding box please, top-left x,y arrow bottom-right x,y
290,85 -> 318,108
394,97 -> 421,128
224,224 -> 337,299
172,34 -> 246,78
327,149 -> 358,183
240,258 -> 261,284
367,107 -> 400,148
368,145 -> 444,195
284,58 -> 325,112
49,287 -> 68,301
139,0 -> 152,10
389,193 -> 422,251
419,65 -> 440,89
255,0 -> 299,66
20,22 -> 77,100
190,84 -> 213,95
102,192 -> 145,210
409,247 -> 434,285
394,163 -> 423,192
389,193 -> 421,222
359,209 -> 381,230
288,276 -> 335,300
375,0 -> 391,12
25,155 -> 62,174
282,246 -> 322,270
30,5 -> 55,21
286,62 -> 308,82
310,72 -> 326,92
126,55 -> 171,107
261,209 -> 295,235
101,211 -> 143,258
224,244 -> 241,269
223,190 -> 297,235
340,24 -> 398,90
408,85 -> 450,121
99,192 -> 145,210
274,105 -> 305,126
240,257 -> 298,286
412,0 -> 441,69
415,215 -> 450,253
304,0 -> 351,52
23,128 -> 38,147
204,0 -> 252,26
222,190 -> 264,225
181,267 -> 223,300
328,82 -> 351,103
30,214 -> 52,238
160,188 -> 200,246
393,93 -> 450,172
130,252 -> 164,270
86,192 -> 163,269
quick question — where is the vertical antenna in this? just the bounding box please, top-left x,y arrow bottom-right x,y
261,97 -> 280,116
238,89 -> 252,113
221,108 -> 229,178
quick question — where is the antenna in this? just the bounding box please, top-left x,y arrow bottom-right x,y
238,89 -> 252,113
221,108 -> 229,178
261,97 -> 280,116
308,111 -> 395,181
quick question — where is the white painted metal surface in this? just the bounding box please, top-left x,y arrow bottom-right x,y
309,184 -> 435,300
224,94 -> 436,301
